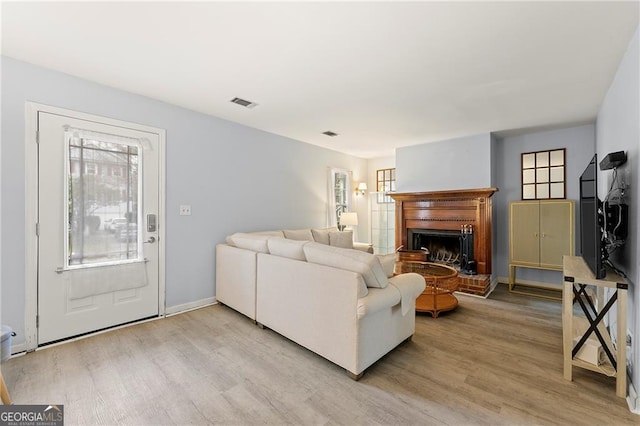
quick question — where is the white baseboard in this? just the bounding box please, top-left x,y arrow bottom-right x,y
10,341 -> 27,356
165,297 -> 217,316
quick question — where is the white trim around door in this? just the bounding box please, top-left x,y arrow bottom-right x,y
24,102 -> 167,351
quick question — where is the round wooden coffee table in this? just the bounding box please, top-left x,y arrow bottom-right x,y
394,261 -> 459,318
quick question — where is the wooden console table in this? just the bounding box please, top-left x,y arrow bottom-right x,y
562,255 -> 628,398
395,261 -> 458,318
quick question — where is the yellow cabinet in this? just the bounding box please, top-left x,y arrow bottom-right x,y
509,200 -> 574,298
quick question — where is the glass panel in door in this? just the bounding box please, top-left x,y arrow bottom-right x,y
67,136 -> 142,267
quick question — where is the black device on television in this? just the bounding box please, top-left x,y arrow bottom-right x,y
579,154 -> 607,279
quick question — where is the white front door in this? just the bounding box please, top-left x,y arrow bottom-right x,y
37,110 -> 162,345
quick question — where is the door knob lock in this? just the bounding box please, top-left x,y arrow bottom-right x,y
144,236 -> 156,244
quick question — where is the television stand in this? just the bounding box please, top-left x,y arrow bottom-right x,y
562,255 -> 628,398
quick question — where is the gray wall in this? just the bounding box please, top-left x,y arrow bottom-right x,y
395,133 -> 493,192
493,125 -> 596,283
595,26 -> 639,393
1,56 -> 368,346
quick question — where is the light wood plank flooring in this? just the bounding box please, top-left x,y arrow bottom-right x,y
2,284 -> 637,425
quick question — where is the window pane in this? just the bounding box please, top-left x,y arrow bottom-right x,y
522,153 -> 535,169
536,167 -> 549,183
523,185 -> 536,199
537,183 -> 549,199
550,182 -> 565,198
536,152 -> 549,167
550,150 -> 564,166
523,169 -> 535,184
376,168 -> 395,204
67,138 -> 141,266
550,166 -> 564,182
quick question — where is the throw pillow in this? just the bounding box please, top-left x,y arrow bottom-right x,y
311,228 -> 330,245
283,229 -> 314,241
311,227 -> 340,245
329,231 -> 353,249
376,253 -> 397,278
225,233 -> 270,253
303,242 -> 388,289
267,238 -> 307,261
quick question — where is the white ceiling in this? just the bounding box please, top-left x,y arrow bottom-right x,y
2,1 -> 638,158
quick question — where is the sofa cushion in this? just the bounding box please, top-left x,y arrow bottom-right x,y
329,230 -> 353,249
283,229 -> 314,241
225,233 -> 271,253
303,242 -> 388,289
267,238 -> 307,261
376,253 -> 397,278
250,230 -> 285,238
311,227 -> 339,245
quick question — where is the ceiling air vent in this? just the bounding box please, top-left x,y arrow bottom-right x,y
322,131 -> 339,137
230,97 -> 258,109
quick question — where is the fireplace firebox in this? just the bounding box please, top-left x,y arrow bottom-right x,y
408,227 -> 476,274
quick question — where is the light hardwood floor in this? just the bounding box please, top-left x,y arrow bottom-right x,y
2,284 -> 638,425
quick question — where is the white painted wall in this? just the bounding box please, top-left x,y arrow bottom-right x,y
493,125 -> 596,284
395,133 -> 492,192
0,56 -> 368,347
596,26 -> 639,401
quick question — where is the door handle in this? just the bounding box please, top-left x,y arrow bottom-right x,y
144,236 -> 156,244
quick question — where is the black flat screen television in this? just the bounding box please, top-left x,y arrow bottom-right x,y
579,154 -> 607,279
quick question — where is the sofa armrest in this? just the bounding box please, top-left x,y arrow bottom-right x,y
353,242 -> 374,254
215,244 -> 258,320
388,273 -> 426,315
356,286 -> 401,319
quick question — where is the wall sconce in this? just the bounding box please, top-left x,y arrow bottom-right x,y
356,182 -> 368,196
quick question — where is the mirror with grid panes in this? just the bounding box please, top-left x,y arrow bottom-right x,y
521,148 -> 566,199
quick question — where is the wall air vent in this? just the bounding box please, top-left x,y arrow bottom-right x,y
230,97 -> 258,109
322,131 -> 339,137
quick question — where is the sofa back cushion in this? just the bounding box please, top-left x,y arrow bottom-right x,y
250,230 -> 285,238
303,242 -> 388,288
267,238 -> 307,261
328,230 -> 353,249
283,229 -> 314,241
311,227 -> 338,245
225,233 -> 271,253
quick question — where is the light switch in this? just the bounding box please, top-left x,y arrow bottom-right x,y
179,205 -> 191,216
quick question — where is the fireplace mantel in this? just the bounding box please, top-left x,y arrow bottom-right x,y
389,188 -> 498,202
390,188 -> 498,275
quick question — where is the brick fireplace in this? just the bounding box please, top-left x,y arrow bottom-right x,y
390,188 -> 498,296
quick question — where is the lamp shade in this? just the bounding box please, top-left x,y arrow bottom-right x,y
357,182 -> 368,192
339,212 -> 358,226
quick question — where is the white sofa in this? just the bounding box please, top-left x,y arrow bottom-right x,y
215,229 -> 425,379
